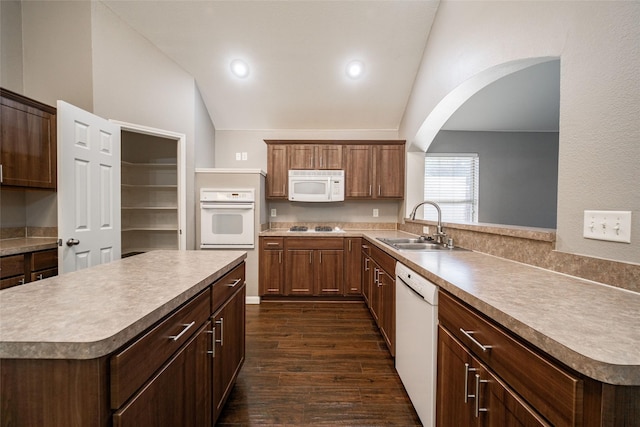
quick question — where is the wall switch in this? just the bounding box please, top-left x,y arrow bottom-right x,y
373,208 -> 379,217
235,152 -> 241,161
241,152 -> 248,161
270,208 -> 277,217
583,210 -> 631,243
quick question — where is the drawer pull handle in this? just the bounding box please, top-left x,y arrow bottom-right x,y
228,278 -> 242,287
266,242 -> 279,246
460,329 -> 493,352
169,321 -> 195,341
464,363 -> 478,403
474,374 -> 489,417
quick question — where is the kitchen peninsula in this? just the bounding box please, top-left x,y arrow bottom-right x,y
0,250 -> 247,426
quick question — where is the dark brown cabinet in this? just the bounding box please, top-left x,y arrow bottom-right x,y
0,248 -> 58,290
344,143 -> 404,199
344,237 -> 362,295
113,321 -> 213,427
362,240 -> 395,356
361,242 -> 372,305
284,237 -> 343,296
437,290 -> 589,427
266,144 -> 288,198
289,144 -> 343,170
259,237 -> 284,295
0,88 -> 57,189
212,277 -> 246,423
437,325 -> 549,427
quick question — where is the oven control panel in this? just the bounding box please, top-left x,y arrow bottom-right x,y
200,188 -> 255,202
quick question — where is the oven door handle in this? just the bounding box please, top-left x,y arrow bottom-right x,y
201,203 -> 254,209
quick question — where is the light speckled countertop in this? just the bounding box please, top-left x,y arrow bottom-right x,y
0,250 -> 246,360
0,237 -> 58,256
263,228 -> 640,386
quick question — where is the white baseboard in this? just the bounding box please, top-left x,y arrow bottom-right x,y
246,296 -> 261,305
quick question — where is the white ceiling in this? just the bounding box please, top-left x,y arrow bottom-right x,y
102,0 -> 439,131
101,1 -> 559,133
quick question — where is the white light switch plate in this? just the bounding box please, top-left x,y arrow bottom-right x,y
583,210 -> 631,243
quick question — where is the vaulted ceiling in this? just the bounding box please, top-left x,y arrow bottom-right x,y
102,1 -> 559,133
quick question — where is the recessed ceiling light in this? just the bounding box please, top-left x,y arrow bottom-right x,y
346,60 -> 364,79
230,59 -> 249,78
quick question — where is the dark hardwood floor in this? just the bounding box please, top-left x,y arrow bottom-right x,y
216,301 -> 421,426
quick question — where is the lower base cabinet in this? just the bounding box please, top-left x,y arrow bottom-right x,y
113,321 -> 213,427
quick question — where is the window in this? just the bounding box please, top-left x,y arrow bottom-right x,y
424,154 -> 479,222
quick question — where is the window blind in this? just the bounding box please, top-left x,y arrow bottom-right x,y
424,154 -> 479,222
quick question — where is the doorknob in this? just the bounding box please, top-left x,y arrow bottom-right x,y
66,238 -> 80,247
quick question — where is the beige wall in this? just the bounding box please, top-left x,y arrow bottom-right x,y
400,1 -> 640,264
1,0 -> 24,91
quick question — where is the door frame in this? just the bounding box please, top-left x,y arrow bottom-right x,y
110,120 -> 187,250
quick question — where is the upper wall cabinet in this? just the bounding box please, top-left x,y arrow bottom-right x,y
265,140 -> 405,200
0,88 -> 57,190
344,143 -> 405,199
289,144 -> 343,170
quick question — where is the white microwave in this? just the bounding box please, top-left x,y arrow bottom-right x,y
288,170 -> 345,202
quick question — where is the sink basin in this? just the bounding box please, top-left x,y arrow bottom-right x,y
393,242 -> 448,250
377,237 -> 468,252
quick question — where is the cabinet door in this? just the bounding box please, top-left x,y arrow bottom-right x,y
289,145 -> 315,169
374,145 -> 404,198
212,284 -> 246,423
437,325 -> 480,427
344,145 -> 373,198
259,249 -> 284,295
266,144 -> 288,198
344,238 -> 362,295
378,268 -> 395,356
113,322 -> 212,427
316,145 -> 343,169
285,249 -> 314,295
314,249 -> 344,295
361,251 -> 372,305
0,90 -> 57,189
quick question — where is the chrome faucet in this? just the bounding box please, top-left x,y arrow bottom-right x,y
409,200 -> 447,244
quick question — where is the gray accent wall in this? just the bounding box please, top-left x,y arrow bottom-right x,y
429,130 -> 558,229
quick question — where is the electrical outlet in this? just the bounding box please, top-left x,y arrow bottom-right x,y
235,152 -> 241,161
242,152 -> 248,161
583,210 -> 631,243
423,226 -> 430,234
271,208 -> 277,217
373,209 -> 379,217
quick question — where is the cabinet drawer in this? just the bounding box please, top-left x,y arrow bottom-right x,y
261,237 -> 284,250
286,237 -> 343,250
0,275 -> 26,290
31,249 -> 58,271
1,254 -> 25,279
438,291 -> 582,427
370,244 -> 395,276
30,267 -> 57,282
110,287 -> 211,409
212,262 -> 245,314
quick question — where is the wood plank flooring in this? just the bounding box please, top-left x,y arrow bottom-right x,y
216,301 -> 421,426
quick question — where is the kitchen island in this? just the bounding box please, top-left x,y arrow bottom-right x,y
0,250 -> 247,426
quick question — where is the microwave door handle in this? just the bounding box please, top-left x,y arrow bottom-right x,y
201,203 -> 253,209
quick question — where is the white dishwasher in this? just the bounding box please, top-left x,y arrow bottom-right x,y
395,262 -> 438,427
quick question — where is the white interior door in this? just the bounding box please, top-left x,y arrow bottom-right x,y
57,101 -> 121,273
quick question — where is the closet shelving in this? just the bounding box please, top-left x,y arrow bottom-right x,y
121,155 -> 179,256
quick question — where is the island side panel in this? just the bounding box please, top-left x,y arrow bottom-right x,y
1,357 -> 110,427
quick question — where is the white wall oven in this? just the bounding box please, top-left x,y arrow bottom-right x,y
200,188 -> 255,249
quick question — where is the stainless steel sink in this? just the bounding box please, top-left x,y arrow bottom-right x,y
377,237 -> 468,252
